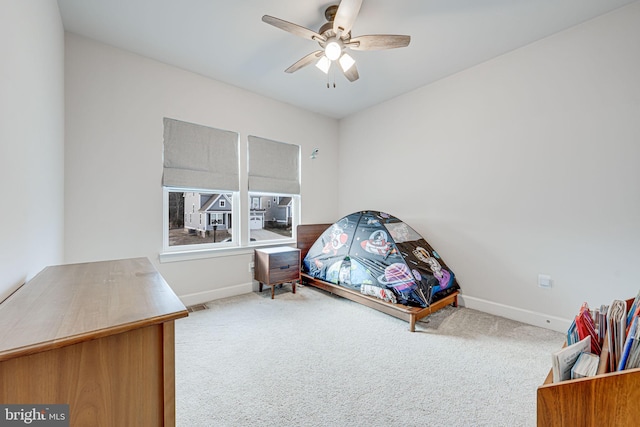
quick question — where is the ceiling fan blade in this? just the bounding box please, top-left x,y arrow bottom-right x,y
348,35 -> 411,51
333,0 -> 363,36
262,15 -> 325,42
285,50 -> 324,73
342,62 -> 359,82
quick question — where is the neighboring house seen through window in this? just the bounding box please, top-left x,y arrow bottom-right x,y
166,191 -> 236,249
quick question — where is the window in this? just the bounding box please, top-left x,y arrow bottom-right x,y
162,118 -> 239,253
251,196 -> 260,210
165,189 -> 237,250
247,135 -> 300,245
248,192 -> 299,243
162,119 -> 301,257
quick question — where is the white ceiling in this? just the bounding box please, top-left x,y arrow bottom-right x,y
57,0 -> 636,119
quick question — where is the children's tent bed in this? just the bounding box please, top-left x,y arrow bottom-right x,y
296,211 -> 460,332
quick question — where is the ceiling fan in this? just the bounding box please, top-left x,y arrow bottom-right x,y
262,0 -> 411,84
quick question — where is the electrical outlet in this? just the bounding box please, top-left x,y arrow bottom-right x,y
248,261 -> 254,273
538,274 -> 552,289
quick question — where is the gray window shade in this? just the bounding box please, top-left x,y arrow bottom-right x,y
248,136 -> 300,194
163,118 -> 239,191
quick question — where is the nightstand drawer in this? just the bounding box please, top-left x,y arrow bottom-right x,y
268,252 -> 299,270
268,263 -> 299,283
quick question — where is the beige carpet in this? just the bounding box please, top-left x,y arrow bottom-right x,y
175,285 -> 564,426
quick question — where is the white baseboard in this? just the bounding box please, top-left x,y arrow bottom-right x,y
179,286 -> 572,333
459,295 -> 571,333
179,282 -> 253,307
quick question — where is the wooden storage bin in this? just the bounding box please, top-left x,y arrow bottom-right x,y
537,298 -> 640,426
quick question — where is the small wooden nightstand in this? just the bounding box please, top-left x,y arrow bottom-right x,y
254,247 -> 301,299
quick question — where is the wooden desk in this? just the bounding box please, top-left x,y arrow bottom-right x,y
0,257 -> 188,427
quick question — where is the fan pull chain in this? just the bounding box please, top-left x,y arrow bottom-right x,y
326,67 -> 337,89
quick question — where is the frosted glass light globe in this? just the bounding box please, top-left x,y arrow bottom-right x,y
325,41 -> 341,61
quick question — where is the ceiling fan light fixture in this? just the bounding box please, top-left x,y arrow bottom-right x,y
315,56 -> 331,74
324,40 -> 342,61
263,2 -> 411,84
339,53 -> 355,72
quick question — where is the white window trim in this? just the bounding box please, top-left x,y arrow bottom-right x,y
161,187 -> 240,260
247,192 -> 299,248
161,189 -> 299,263
160,245 -> 255,263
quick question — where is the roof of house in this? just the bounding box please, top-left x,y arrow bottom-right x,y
199,194 -> 225,212
278,197 -> 292,207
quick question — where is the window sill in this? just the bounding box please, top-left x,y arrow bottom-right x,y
159,240 -> 297,263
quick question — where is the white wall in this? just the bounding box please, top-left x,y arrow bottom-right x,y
64,33 -> 339,304
0,1 -> 65,302
14,2 -> 635,329
339,2 -> 640,331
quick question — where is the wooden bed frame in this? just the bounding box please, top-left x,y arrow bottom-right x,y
296,224 -> 459,332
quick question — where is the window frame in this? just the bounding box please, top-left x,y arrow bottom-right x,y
162,187 -> 240,256
160,127 -> 302,263
161,189 -> 300,262
247,191 -> 300,247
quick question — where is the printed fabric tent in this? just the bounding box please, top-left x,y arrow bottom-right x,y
302,211 -> 459,308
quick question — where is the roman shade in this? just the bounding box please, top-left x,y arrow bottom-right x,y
163,118 -> 239,191
248,135 -> 300,194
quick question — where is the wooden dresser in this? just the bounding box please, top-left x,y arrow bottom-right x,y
254,247 -> 301,299
0,257 -> 188,426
